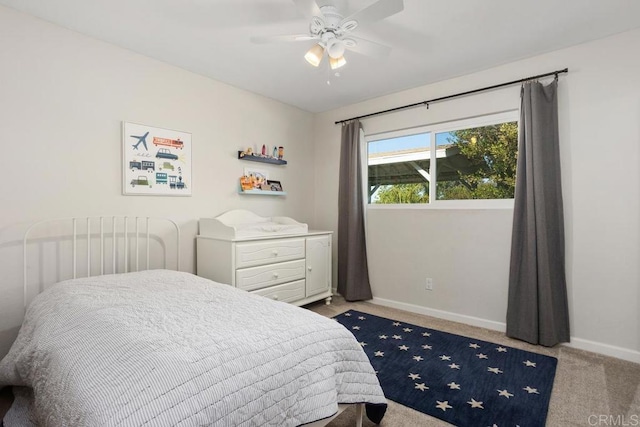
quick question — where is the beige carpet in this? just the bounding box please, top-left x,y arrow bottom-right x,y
308,296 -> 640,427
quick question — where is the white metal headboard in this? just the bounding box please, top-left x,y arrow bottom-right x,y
23,216 -> 180,308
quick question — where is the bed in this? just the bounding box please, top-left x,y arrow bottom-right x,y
0,217 -> 386,426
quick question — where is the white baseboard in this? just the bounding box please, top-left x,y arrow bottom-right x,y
564,338 -> 640,364
369,296 -> 640,364
370,297 -> 507,332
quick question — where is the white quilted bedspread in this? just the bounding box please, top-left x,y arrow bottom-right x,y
0,270 -> 385,426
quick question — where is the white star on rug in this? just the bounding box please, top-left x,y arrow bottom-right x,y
413,355 -> 424,362
439,355 -> 451,361
497,389 -> 514,398
422,332 -> 431,337
469,343 -> 481,349
467,398 -> 484,409
523,386 -> 540,394
422,344 -> 432,350
398,345 -> 409,351
496,346 -> 508,352
408,373 -> 421,380
449,363 -> 461,369
359,342 -> 367,347
374,351 -> 384,357
403,328 -> 413,332
393,322 -> 401,326
414,382 -> 429,391
488,367 -> 503,374
352,326 -> 360,330
476,353 -> 488,359
447,382 -> 461,390
523,360 -> 537,367
358,316 -> 366,320
344,313 -> 352,317
379,335 -> 388,339
392,335 -> 402,340
436,400 -> 453,411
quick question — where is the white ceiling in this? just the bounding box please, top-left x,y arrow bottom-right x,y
4,0 -> 640,112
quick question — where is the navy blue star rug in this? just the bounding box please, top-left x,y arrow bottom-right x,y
334,310 -> 558,427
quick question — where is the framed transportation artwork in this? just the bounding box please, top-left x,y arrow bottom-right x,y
122,122 -> 192,196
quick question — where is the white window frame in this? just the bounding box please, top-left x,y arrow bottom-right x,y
366,111 -> 519,210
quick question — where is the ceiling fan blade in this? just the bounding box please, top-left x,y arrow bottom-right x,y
341,0 -> 404,26
291,0 -> 323,19
344,36 -> 392,58
250,34 -> 319,44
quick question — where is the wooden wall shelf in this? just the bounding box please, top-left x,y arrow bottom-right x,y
238,151 -> 287,165
238,189 -> 287,196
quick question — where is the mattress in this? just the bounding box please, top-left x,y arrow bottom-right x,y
0,270 -> 385,426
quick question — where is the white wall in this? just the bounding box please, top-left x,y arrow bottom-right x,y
0,6 -> 315,357
313,29 -> 640,362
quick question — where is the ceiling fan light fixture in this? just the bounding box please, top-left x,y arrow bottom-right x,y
326,38 -> 346,59
304,43 -> 325,67
252,0 -> 403,73
329,55 -> 346,70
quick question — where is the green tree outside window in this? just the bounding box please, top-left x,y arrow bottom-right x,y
372,122 -> 518,203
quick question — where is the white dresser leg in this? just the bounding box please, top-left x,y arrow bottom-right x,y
325,296 -> 332,305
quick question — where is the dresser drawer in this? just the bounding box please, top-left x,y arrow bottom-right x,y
236,259 -> 306,291
251,280 -> 305,303
235,238 -> 305,269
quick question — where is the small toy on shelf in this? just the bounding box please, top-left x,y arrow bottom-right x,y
239,175 -> 253,191
239,146 -> 255,159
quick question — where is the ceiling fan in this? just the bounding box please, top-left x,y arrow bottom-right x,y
251,0 -> 404,70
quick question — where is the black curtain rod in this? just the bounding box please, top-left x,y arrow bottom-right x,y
335,68 -> 568,125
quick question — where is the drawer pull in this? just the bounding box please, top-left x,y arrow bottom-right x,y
273,295 -> 279,300
272,250 -> 279,256
307,266 -> 312,271
273,272 -> 279,278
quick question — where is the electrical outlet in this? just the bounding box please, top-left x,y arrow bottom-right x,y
425,278 -> 433,291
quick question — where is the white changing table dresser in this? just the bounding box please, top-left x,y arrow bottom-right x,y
196,210 -> 333,306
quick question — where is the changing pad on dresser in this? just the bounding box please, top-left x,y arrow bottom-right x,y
199,209 -> 308,239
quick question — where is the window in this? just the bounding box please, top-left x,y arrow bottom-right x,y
367,112 -> 518,206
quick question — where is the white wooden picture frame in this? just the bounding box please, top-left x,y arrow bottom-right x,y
122,122 -> 192,196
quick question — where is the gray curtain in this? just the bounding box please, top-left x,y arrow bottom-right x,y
337,120 -> 373,301
506,79 -> 570,346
